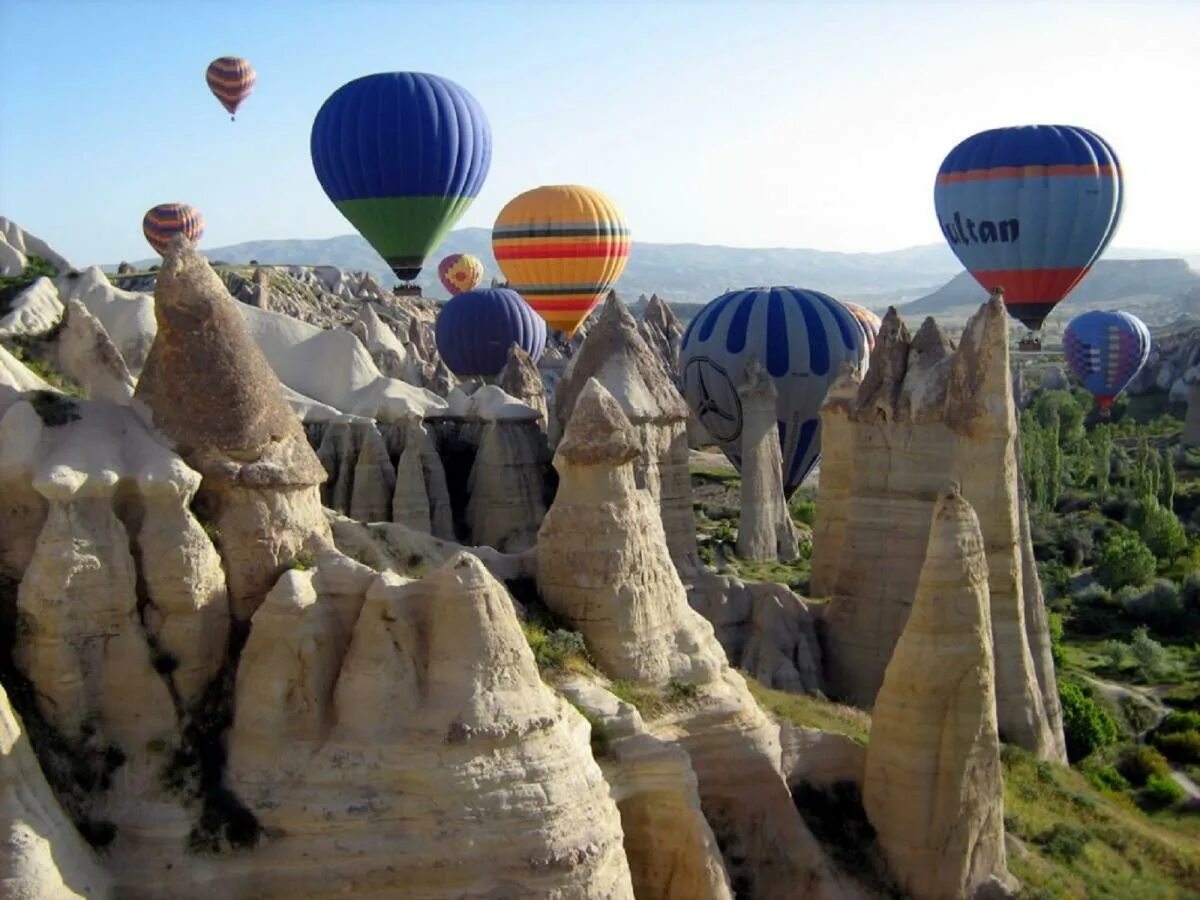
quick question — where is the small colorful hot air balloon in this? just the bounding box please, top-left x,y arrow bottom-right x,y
435,287 -> 547,378
679,287 -> 869,495
492,185 -> 630,337
142,203 -> 205,256
311,72 -> 492,283
1063,310 -> 1151,411
206,56 -> 256,120
438,253 -> 485,296
841,301 -> 882,353
934,125 -> 1123,332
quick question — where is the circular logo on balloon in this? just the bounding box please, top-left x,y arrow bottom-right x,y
682,356 -> 742,444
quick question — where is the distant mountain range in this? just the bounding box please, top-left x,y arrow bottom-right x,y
112,228 -> 1200,326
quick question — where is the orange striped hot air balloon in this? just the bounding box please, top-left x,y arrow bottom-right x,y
206,56 -> 256,120
142,203 -> 205,256
492,185 -> 630,336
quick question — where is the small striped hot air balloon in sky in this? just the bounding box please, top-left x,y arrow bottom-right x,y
142,203 -> 205,256
205,56 -> 256,120
435,287 -> 547,378
934,125 -> 1123,332
438,253 -> 485,296
492,185 -> 630,337
679,287 -> 869,495
310,72 -> 492,283
1063,310 -> 1151,412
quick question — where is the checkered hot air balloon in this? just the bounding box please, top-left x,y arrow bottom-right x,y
437,253 -> 485,296
142,203 -> 205,256
934,125 -> 1123,332
206,56 -> 256,121
1063,310 -> 1151,410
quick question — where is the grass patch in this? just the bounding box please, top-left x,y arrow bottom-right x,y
1002,744 -> 1200,898
284,551 -> 317,572
607,678 -> 703,720
743,675 -> 871,745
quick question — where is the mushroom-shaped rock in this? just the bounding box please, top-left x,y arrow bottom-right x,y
735,356 -> 798,562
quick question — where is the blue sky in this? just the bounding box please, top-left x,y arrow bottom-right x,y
1,0 -> 1196,265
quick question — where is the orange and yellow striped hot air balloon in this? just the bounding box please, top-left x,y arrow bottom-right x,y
492,185 -> 630,336
206,56 -> 256,121
142,203 -> 205,256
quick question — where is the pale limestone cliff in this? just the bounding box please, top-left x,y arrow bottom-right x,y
553,293 -> 699,571
1,684 -> 113,900
56,299 -> 136,405
863,487 -> 1012,900
816,297 -> 1065,761
735,357 -> 798,562
134,237 -> 332,621
498,342 -> 550,426
638,293 -> 684,380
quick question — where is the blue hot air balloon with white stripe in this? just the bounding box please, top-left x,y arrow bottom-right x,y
679,287 -> 869,495
1062,310 -> 1150,411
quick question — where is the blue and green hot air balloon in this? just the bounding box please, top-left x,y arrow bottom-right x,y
310,72 -> 492,281
1063,310 -> 1151,412
679,287 -> 869,496
934,125 -> 1123,331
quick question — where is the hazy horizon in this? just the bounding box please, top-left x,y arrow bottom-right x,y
3,0 -> 1198,266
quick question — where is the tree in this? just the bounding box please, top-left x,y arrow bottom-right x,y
1131,499 -> 1188,562
1093,427 -> 1113,493
1059,681 -> 1119,762
1161,447 -> 1176,510
1095,528 -> 1156,590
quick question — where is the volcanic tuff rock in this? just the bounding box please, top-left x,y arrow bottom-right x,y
0,277 -> 64,337
56,299 -> 136,404
0,216 -> 73,276
498,342 -> 550,425
814,297 -> 1066,761
539,378 -> 857,899
553,293 -> 699,571
638,293 -> 684,380
135,236 -> 332,620
735,357 -> 798,562
863,487 -> 1012,900
225,551 -> 635,898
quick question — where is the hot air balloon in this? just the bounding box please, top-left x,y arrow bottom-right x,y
435,287 -> 547,378
841,301 -> 882,353
206,56 -> 256,120
1063,310 -> 1150,412
679,287 -> 869,495
492,185 -> 629,337
438,253 -> 485,296
311,72 -> 491,283
142,203 -> 205,256
934,125 -> 1123,332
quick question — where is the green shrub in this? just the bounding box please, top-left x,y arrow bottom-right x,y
1100,640 -> 1129,672
1122,579 -> 1185,630
1118,745 -> 1170,787
789,497 -> 817,526
1087,765 -> 1130,792
1155,711 -> 1200,735
1059,681 -> 1119,762
1095,528 -> 1157,590
1048,612 -> 1065,667
524,625 -> 588,672
1129,626 -> 1175,682
1151,731 -> 1200,765
1182,571 -> 1200,612
1033,822 -> 1093,862
1140,774 -> 1185,809
1130,500 -> 1188,562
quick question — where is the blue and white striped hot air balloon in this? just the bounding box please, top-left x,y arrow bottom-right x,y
679,287 -> 869,496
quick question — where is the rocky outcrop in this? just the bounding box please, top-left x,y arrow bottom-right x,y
0,217 -> 72,276
816,297 -> 1066,761
134,237 -> 332,621
349,302 -> 408,380
498,342 -> 549,425
638,293 -> 684,380
56,299 -> 136,404
735,357 -> 798,562
553,293 -> 699,571
0,277 -> 64,337
314,420 -> 397,523
1185,375 -> 1200,447
1,684 -> 113,900
225,551 -> 635,898
392,421 -> 434,531
809,364 -> 859,596
863,487 -> 1012,900
539,378 -> 853,899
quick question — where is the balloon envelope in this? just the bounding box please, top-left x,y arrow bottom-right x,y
206,57 -> 256,117
841,301 -> 882,353
435,287 -> 547,378
438,253 -> 485,296
493,184 -> 629,337
311,72 -> 492,281
142,203 -> 205,256
1063,310 -> 1150,407
934,125 -> 1122,331
679,287 -> 869,495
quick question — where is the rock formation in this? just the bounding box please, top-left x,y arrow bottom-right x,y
56,299 -> 136,404
498,342 -> 550,425
0,277 -> 64,337
553,293 -> 699,572
349,302 -> 408,380
314,420 -> 397,523
0,217 -> 73,276
809,364 -> 859,596
1185,372 -> 1200,447
863,486 -> 1012,900
735,357 -> 798,562
134,236 -> 332,620
539,378 -> 854,899
638,293 -> 684,380
225,551 -> 636,898
392,421 -> 434,531
815,296 -> 1066,761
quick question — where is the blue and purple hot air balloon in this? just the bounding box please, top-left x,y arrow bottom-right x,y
934,125 -> 1123,331
679,287 -> 869,496
1062,310 -> 1151,411
435,287 -> 547,378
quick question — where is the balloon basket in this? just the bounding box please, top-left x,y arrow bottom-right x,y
1017,336 -> 1042,353
392,283 -> 421,298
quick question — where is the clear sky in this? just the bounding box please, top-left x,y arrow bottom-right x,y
1,0 -> 1197,266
